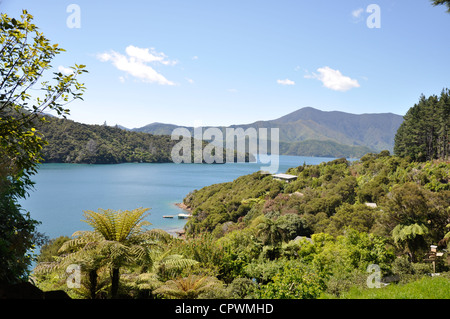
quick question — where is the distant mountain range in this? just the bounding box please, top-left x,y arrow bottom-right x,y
127,107 -> 404,158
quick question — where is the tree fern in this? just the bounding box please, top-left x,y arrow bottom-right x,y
153,275 -> 222,299
441,224 -> 450,249
34,207 -> 170,298
82,208 -> 151,242
121,252 -> 199,295
392,223 -> 429,261
157,254 -> 199,280
122,272 -> 162,291
392,223 -> 429,243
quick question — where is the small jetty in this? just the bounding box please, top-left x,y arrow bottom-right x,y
163,215 -> 174,219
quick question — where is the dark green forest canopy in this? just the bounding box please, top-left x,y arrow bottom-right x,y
30,115 -> 254,164
279,140 -> 373,158
35,115 -> 176,164
394,89 -> 450,162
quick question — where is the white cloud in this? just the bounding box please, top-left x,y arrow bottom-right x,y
186,77 -> 194,84
227,88 -> 238,93
125,45 -> 177,66
277,79 -> 295,86
304,66 -> 360,92
352,8 -> 364,18
97,46 -> 176,85
192,56 -> 199,60
58,65 -> 74,75
351,7 -> 365,23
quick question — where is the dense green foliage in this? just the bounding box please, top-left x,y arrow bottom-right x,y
0,11 -> 86,284
184,153 -> 449,242
36,116 -> 177,164
29,115 -> 254,164
280,140 -> 373,158
177,153 -> 450,298
394,89 -> 450,162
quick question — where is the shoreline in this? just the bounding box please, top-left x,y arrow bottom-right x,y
175,202 -> 192,213
166,203 -> 191,238
165,226 -> 186,238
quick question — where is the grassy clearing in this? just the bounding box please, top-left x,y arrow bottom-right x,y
338,275 -> 450,299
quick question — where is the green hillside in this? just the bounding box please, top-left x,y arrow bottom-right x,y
279,140 -> 373,158
131,107 -> 403,157
35,116 -> 177,164
182,153 -> 450,239
35,116 -> 254,164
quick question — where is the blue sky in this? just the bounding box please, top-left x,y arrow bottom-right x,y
2,0 -> 450,128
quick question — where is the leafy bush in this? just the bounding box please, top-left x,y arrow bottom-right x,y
255,260 -> 325,299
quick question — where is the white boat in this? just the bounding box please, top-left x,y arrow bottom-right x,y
177,213 -> 192,219
163,215 -> 174,218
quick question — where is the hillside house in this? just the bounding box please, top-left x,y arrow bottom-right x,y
272,173 -> 298,183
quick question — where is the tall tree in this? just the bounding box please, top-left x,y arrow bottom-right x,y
394,89 -> 450,161
0,10 -> 87,284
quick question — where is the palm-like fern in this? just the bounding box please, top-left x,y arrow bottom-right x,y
438,223 -> 450,249
254,216 -> 283,246
392,223 -> 429,261
34,207 -> 172,298
392,223 -> 429,242
154,253 -> 199,281
82,208 -> 151,242
33,231 -> 108,298
121,252 -> 199,296
153,275 -> 222,299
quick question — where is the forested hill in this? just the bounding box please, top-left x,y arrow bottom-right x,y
279,140 -> 373,158
34,115 -> 254,164
182,153 -> 450,249
35,116 -> 177,164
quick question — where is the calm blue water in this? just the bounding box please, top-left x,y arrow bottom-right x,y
19,156 -> 338,240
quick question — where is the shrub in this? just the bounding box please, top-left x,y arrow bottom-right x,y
256,260 -> 325,299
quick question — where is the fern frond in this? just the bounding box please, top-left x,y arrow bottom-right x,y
58,231 -> 101,254
82,207 -> 151,242
33,261 -> 60,274
161,254 -> 199,269
153,275 -> 222,299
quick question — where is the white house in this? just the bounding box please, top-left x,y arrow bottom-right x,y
272,173 -> 298,183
